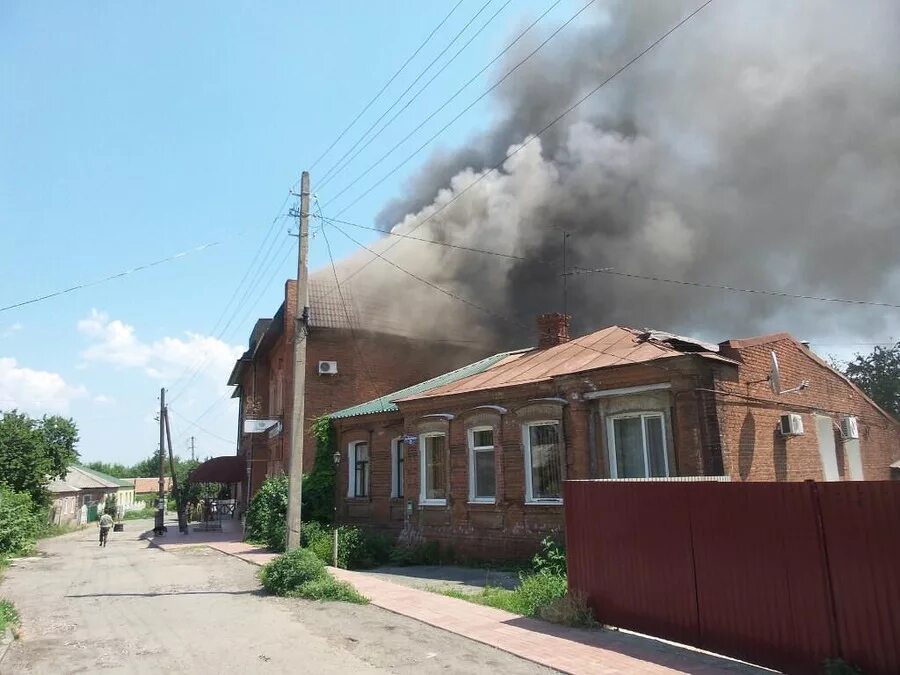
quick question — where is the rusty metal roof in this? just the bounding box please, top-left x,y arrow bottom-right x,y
398,326 -> 726,402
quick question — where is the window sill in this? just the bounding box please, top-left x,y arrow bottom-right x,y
420,499 -> 447,507
467,499 -> 496,505
525,500 -> 563,506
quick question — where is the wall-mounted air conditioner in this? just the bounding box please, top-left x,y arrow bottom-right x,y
779,413 -> 804,436
840,416 -> 859,440
318,360 -> 338,375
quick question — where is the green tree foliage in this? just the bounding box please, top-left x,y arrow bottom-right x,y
103,493 -> 118,517
245,474 -> 288,551
83,461 -> 131,478
0,485 -> 43,558
840,342 -> 900,417
0,411 -> 79,505
129,451 -> 164,478
302,417 -> 337,524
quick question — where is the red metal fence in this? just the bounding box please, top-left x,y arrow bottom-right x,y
564,480 -> 900,675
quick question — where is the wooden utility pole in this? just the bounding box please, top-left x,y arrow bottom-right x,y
163,407 -> 188,534
190,436 -> 195,461
285,171 -> 310,550
155,387 -> 166,534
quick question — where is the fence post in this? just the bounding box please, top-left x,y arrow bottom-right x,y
808,480 -> 842,660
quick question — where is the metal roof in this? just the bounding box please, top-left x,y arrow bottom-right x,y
329,350 -> 523,420
398,326 -> 733,402
73,465 -> 133,488
64,466 -> 122,490
46,478 -> 82,494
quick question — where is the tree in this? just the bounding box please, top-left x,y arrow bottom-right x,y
129,451 -> 163,478
84,461 -> 131,478
841,342 -> 900,417
0,411 -> 80,504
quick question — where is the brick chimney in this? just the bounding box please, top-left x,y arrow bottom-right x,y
537,313 -> 571,349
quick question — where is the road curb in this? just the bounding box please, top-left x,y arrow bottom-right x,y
0,627 -> 16,665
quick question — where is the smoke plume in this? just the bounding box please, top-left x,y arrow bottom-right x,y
329,0 -> 900,349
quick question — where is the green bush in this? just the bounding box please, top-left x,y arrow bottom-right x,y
123,507 -> 156,520
0,599 -> 19,633
103,494 -> 117,517
302,417 -> 336,525
301,523 -> 392,569
532,537 -> 567,577
245,474 -> 288,552
0,486 -> 42,559
259,547 -> 366,604
389,540 -> 445,566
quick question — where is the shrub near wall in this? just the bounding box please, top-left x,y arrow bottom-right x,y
0,485 -> 42,559
245,474 -> 288,552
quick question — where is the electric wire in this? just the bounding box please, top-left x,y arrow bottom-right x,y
320,0 -> 585,212
316,0 -> 716,298
308,0 -> 466,172
316,0 -> 515,192
317,0 -> 498,188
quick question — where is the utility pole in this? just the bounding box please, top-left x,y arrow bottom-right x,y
285,171 -> 310,551
155,387 -> 166,535
190,436 -> 195,462
163,407 -> 187,534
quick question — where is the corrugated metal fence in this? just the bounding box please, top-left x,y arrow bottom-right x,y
564,480 -> 900,674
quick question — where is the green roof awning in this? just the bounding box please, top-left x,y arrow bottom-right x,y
328,350 -> 519,420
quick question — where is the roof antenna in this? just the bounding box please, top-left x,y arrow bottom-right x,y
769,350 -> 810,395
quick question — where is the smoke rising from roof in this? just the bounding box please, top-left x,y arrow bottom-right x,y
328,0 -> 900,349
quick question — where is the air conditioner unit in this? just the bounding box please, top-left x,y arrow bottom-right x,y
779,413 -> 804,436
317,360 -> 338,375
840,416 -> 859,440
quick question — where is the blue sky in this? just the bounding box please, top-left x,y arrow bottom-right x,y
0,0 -> 567,464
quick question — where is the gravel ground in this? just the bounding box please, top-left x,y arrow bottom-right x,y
0,520 -> 554,675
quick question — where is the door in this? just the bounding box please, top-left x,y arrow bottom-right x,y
815,415 -> 840,481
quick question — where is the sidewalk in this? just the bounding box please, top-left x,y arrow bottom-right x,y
147,530 -> 768,675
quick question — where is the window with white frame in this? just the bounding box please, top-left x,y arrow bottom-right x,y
348,441 -> 369,498
468,427 -> 496,502
607,412 -> 669,478
419,433 -> 447,505
523,421 -> 563,502
391,437 -> 404,499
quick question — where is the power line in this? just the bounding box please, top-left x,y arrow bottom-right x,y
318,203 -> 388,412
316,0 -> 515,192
314,214 -> 562,264
319,0 -> 714,297
0,230 -> 249,314
329,222 -> 680,377
308,0 -> 466,172
168,406 -> 235,446
318,0 -> 498,188
167,189 -> 295,396
568,267 -> 900,310
321,0 -> 584,212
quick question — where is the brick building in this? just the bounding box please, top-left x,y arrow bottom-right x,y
226,278 -> 488,503
329,314 -> 899,559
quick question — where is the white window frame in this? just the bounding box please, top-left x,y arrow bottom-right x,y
467,426 -> 496,504
522,420 -> 564,504
607,412 -> 670,479
419,432 -> 448,506
347,441 -> 370,498
390,437 -> 404,499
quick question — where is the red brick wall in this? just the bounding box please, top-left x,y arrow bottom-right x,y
717,336 -> 899,481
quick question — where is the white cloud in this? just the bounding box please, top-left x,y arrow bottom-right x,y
1,323 -> 23,339
93,394 -> 115,405
0,357 -> 87,414
77,310 -> 244,384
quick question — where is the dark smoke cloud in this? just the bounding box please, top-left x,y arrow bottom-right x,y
331,0 -> 900,350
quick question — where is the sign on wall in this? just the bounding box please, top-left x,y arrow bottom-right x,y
243,419 -> 279,434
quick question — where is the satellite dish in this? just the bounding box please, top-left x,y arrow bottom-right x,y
769,351 -> 782,395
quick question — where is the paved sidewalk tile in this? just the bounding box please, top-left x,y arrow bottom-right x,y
146,531 -> 768,675
329,568 -> 769,675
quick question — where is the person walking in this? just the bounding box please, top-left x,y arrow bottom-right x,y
98,512 -> 114,547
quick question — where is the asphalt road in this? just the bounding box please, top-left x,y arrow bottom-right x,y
0,521 -> 553,674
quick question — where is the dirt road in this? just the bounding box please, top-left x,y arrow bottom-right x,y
0,521 -> 553,674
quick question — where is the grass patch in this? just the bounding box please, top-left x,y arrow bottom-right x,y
0,599 -> 19,634
123,508 -> 156,521
39,521 -> 86,539
259,547 -> 367,604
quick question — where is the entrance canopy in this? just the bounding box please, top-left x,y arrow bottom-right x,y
189,456 -> 245,484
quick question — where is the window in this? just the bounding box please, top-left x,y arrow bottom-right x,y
523,422 -> 564,502
608,413 -> 669,478
348,442 -> 369,498
419,433 -> 447,505
391,438 -> 404,498
468,427 -> 496,502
